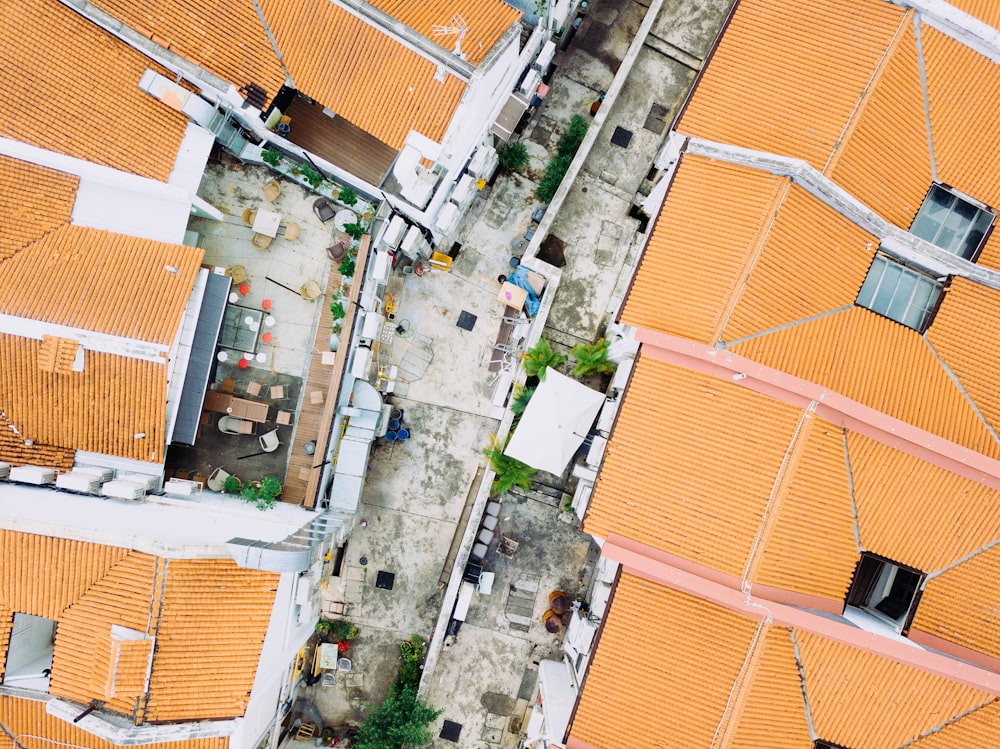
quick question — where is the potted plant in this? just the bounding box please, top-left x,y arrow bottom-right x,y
222,475 -> 242,495
261,148 -> 282,168
343,221 -> 365,241
338,257 -> 355,278
338,186 -> 358,207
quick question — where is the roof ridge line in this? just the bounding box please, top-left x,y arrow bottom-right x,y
823,8 -> 914,176
685,137 -> 1000,292
713,178 -> 791,344
841,430 -> 864,553
913,12 -> 938,181
901,0 -> 1000,66
926,535 -> 1000,581
710,617 -> 771,748
788,629 -> 819,740
722,305 -> 853,349
0,315 -> 169,363
741,405 -> 818,590
921,334 -> 1000,448
899,696 -> 999,747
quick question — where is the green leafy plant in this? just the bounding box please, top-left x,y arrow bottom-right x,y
484,436 -> 536,496
330,301 -> 346,320
510,385 -> 536,416
535,115 -> 589,202
316,618 -> 359,641
300,164 -> 324,188
571,338 -> 616,378
558,114 -> 589,158
261,148 -> 282,167
397,635 -> 426,690
240,481 -> 277,511
522,337 -> 567,379
222,475 -> 242,495
259,475 -> 283,501
497,141 -> 529,172
343,222 -> 365,240
352,684 -> 441,749
339,256 -> 356,278
338,186 -> 358,206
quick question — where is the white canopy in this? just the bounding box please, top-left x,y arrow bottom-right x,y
504,369 -> 605,475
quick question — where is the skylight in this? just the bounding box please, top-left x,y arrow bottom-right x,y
855,254 -> 943,332
845,553 -> 923,632
910,183 -> 994,260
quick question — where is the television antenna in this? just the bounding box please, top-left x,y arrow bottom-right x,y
432,14 -> 470,58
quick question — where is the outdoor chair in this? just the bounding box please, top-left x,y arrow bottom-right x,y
225,264 -> 249,285
313,197 -> 336,222
206,467 -> 230,492
259,429 -> 281,452
241,207 -> 257,226
283,222 -> 300,241
218,377 -> 236,394
245,381 -> 262,397
300,280 -> 321,301
261,179 -> 281,202
218,415 -> 254,435
252,233 -> 272,250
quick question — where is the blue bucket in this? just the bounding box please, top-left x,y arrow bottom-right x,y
397,429 -> 410,441
388,418 -> 401,431
385,430 -> 398,442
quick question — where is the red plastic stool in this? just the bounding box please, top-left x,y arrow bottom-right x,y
238,283 -> 250,295
262,299 -> 273,310
262,332 -> 273,344
238,358 -> 249,369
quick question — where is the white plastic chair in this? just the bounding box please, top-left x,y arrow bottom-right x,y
259,429 -> 281,452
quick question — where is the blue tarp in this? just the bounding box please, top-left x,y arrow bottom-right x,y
508,265 -> 540,316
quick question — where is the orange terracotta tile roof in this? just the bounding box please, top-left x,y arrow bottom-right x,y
0,225 -> 202,343
586,355 -> 859,603
570,574 -> 997,749
624,154 -> 1000,458
0,696 -> 228,749
0,334 -> 169,463
678,0 -> 907,171
948,0 -> 1000,28
0,411 -> 76,472
367,0 -> 520,65
0,0 -> 187,181
0,155 -> 78,262
88,0 -> 286,107
144,559 -> 279,721
569,574 -> 811,749
260,0 -> 467,149
0,531 -> 277,725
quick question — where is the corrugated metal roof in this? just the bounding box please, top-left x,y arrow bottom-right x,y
367,0 -> 520,65
914,545 -> 1000,661
586,356 -> 859,601
678,0 -> 907,170
89,0 -> 286,105
260,0 -> 467,149
0,0 -> 187,181
796,629 -> 994,747
0,696 -> 229,749
825,15 -> 932,235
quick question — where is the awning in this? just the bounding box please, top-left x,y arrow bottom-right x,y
491,91 -> 531,142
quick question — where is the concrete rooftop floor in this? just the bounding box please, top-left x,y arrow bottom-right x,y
267,0 -> 736,745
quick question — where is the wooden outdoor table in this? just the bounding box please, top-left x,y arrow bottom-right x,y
203,391 -> 270,422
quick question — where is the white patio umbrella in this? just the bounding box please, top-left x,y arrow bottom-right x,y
503,369 -> 605,475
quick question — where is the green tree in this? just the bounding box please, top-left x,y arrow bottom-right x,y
557,114 -> 589,158
535,154 -> 572,203
522,337 -> 567,379
484,436 -> 535,495
510,385 -> 536,416
571,338 -> 616,378
497,141 -> 529,172
352,684 -> 442,749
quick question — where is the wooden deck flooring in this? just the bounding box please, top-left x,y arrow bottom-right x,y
283,235 -> 372,508
284,96 -> 397,188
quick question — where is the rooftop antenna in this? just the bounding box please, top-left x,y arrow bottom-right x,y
432,14 -> 470,59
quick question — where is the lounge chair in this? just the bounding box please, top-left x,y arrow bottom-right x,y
283,222 -> 300,241
313,197 -> 335,223
206,467 -> 230,492
218,415 -> 254,435
259,429 -> 281,452
262,179 -> 281,202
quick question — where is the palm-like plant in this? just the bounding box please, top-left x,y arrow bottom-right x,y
571,338 -> 616,378
483,436 -> 535,496
522,338 -> 567,379
510,385 -> 536,416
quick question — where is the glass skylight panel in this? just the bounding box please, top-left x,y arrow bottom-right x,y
910,184 -> 994,260
856,254 -> 942,332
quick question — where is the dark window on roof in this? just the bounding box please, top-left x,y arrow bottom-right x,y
856,254 -> 944,332
2,613 -> 55,692
846,553 -> 923,631
910,183 -> 994,261
814,741 -> 852,749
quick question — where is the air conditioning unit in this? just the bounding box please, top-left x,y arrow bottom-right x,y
9,465 -> 55,485
0,462 -> 9,479
101,480 -> 147,500
163,478 -> 201,496
382,215 -> 406,250
118,473 -> 158,491
74,465 -> 114,482
56,473 -> 101,495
